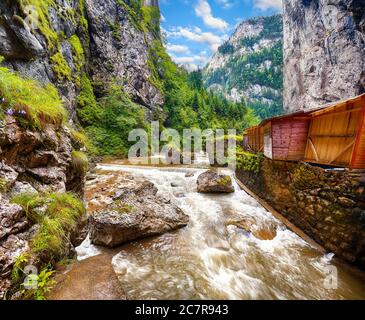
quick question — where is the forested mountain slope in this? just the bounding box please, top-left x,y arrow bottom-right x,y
203,14 -> 284,120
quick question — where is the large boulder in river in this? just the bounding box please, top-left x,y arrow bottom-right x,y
197,170 -> 235,194
89,180 -> 189,248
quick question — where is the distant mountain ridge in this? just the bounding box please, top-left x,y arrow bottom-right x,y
203,14 -> 284,120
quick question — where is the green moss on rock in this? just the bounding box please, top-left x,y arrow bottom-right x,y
50,51 -> 72,82
68,35 -> 85,72
17,0 -> 58,49
0,178 -> 9,193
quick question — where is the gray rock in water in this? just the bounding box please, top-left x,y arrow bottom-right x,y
89,180 -> 189,248
197,170 -> 235,194
185,171 -> 195,178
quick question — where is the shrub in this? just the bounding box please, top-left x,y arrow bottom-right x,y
108,19 -> 121,41
76,74 -> 102,126
236,150 -> 263,173
0,64 -> 67,130
81,85 -> 149,156
11,192 -> 85,260
69,127 -> 90,149
71,151 -> 89,176
28,267 -> 56,300
10,192 -> 44,222
11,253 -> 31,284
12,253 -> 56,301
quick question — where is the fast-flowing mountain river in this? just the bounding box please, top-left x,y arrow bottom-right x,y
77,162 -> 365,300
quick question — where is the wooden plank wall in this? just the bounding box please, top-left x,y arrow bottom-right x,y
287,120 -> 310,161
350,98 -> 365,169
247,126 -> 264,152
270,119 -> 309,161
305,100 -> 363,167
272,120 -> 291,160
264,122 -> 273,159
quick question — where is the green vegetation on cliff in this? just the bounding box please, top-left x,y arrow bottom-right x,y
71,150 -> 89,176
50,51 -> 72,82
204,14 -> 284,120
149,40 -> 259,133
15,0 -> 58,49
12,192 -> 85,259
2,1 -> 259,157
77,81 -> 149,156
0,57 -> 67,129
236,148 -> 263,173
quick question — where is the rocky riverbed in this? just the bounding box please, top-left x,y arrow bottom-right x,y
48,164 -> 365,300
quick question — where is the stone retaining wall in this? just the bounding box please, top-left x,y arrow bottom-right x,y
236,159 -> 365,269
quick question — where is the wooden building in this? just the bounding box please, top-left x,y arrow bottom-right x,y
261,112 -> 311,161
245,125 -> 264,152
304,94 -> 365,169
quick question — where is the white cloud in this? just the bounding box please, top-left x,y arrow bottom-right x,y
183,64 -> 199,72
167,44 -> 190,54
193,55 -> 209,64
173,56 -> 196,64
171,54 -> 209,71
167,27 -> 224,51
195,0 -> 229,31
172,54 -> 208,64
216,0 -> 234,9
253,0 -> 282,11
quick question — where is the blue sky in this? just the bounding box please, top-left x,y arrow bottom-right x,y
159,0 -> 282,71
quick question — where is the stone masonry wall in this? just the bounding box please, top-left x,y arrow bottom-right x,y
236,158 -> 365,269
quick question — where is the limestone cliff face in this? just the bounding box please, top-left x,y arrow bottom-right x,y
0,0 -> 163,115
0,1 -> 163,298
0,0 -> 164,198
86,0 -> 163,110
283,0 -> 365,112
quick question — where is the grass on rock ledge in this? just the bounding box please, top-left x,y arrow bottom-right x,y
0,56 -> 67,130
71,151 -> 89,176
10,192 -> 86,300
11,192 -> 85,259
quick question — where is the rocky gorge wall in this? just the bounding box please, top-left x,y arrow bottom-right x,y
236,159 -> 365,269
283,0 -> 365,112
0,0 -> 166,299
0,0 -> 163,116
0,114 -> 88,299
